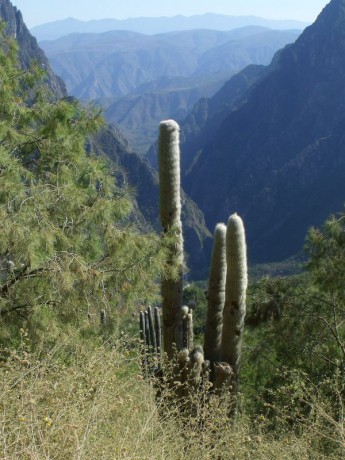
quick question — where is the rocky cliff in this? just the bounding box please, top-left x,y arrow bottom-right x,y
0,0 -> 66,98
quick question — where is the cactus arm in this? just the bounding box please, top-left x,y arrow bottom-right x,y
147,306 -> 157,352
144,311 -> 151,349
139,311 -> 148,377
189,345 -> 205,387
187,311 -> 194,351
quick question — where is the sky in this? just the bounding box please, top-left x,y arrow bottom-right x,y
10,0 -> 330,28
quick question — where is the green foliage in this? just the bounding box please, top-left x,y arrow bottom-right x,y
242,211 -> 345,422
0,31 -> 166,344
305,213 -> 345,294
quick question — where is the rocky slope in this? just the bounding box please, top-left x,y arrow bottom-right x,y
0,0 -> 66,98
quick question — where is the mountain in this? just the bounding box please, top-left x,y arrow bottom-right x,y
0,0 -> 66,98
180,0 -> 345,264
98,75 -> 226,155
40,27 -> 300,154
31,14 -> 308,41
40,28 -> 300,100
146,59 -> 274,169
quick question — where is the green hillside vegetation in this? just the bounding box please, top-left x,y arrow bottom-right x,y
1,31 -> 344,459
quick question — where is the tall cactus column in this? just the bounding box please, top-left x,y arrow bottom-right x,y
158,120 -> 184,358
221,213 -> 248,394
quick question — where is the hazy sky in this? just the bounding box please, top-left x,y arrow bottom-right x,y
11,0 -> 330,28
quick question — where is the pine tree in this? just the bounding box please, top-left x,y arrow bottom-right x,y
0,31 -> 165,336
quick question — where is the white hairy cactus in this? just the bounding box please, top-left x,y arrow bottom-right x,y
158,120 -> 184,357
221,213 -> 248,371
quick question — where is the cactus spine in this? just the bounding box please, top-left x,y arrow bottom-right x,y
221,213 -> 248,390
158,120 -> 184,358
204,223 -> 227,364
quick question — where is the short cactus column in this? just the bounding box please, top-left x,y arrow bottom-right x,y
158,120 -> 184,358
204,223 -> 227,364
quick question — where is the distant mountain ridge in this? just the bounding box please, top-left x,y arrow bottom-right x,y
31,14 -> 308,41
40,27 -> 300,100
180,0 -> 345,264
40,27 -> 300,154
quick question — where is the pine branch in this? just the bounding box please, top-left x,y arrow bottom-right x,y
0,266 -> 47,296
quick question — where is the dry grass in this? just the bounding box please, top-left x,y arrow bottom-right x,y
0,334 -> 344,459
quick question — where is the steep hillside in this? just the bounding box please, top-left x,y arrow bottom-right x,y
147,63 -> 270,169
100,74 -> 230,155
0,0 -> 66,98
88,125 -> 212,277
182,0 -> 345,263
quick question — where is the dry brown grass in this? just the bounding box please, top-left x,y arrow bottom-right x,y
0,334 -> 344,459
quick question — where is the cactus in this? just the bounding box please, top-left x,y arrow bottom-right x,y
139,306 -> 163,377
189,345 -> 205,387
147,306 -> 157,352
187,310 -> 194,351
221,213 -> 248,397
181,305 -> 194,351
181,306 -> 189,349
139,311 -> 148,377
204,223 -> 227,365
139,120 -> 248,421
154,306 -> 162,369
158,120 -> 184,358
